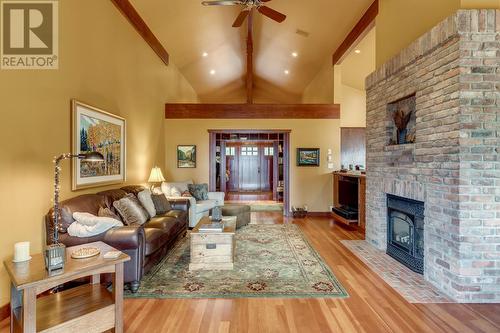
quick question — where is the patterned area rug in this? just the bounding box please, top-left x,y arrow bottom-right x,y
127,224 -> 348,299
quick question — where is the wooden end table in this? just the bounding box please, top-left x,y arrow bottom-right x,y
189,216 -> 236,271
4,241 -> 130,333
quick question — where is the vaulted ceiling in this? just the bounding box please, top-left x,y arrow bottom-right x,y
130,0 -> 373,103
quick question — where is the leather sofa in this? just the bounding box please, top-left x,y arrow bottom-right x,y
161,180 -> 225,228
45,185 -> 189,292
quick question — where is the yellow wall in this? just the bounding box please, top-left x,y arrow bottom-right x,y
164,119 -> 341,213
461,0 -> 500,8
339,85 -> 367,127
301,60 -> 335,104
376,0 -> 461,67
376,0 -> 499,67
0,0 -> 197,306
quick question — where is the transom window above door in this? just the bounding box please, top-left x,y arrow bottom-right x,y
225,147 -> 236,156
241,146 -> 258,156
264,147 -> 274,156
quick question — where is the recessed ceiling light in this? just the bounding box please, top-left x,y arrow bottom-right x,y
284,70 -> 290,75
210,69 -> 216,75
354,49 -> 361,54
202,52 -> 208,57
291,52 -> 298,58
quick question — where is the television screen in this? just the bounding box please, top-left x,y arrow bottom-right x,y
339,178 -> 358,210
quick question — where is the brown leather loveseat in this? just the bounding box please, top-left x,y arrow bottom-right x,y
45,185 -> 189,292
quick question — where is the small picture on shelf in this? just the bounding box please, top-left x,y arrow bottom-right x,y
297,148 -> 320,167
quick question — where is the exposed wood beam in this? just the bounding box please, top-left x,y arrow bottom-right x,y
246,11 -> 254,104
165,104 -> 340,119
332,0 -> 378,65
111,0 -> 169,66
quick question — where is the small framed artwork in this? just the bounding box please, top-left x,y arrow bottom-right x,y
297,148 -> 320,167
178,145 -> 197,168
72,100 -> 126,190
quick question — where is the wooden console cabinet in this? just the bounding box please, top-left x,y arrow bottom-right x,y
332,172 -> 366,230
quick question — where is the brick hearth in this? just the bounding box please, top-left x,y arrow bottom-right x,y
365,10 -> 499,302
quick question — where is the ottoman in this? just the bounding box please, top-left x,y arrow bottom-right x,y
221,205 -> 251,229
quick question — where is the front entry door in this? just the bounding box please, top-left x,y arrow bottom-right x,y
239,146 -> 260,191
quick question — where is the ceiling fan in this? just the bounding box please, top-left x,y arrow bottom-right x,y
201,0 -> 286,27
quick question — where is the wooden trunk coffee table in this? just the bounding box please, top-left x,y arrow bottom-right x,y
4,241 -> 129,333
189,216 -> 237,271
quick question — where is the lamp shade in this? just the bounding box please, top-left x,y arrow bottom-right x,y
148,166 -> 166,183
79,151 -> 105,162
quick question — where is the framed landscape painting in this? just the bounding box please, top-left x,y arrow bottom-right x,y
178,145 -> 196,168
72,100 -> 126,190
297,148 -> 320,167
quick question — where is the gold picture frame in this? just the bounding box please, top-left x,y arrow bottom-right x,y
71,99 -> 126,190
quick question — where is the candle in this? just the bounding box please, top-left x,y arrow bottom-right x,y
14,242 -> 31,262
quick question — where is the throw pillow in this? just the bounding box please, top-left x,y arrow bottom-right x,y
98,207 -> 121,221
69,213 -> 123,238
72,212 -> 99,226
137,189 -> 156,218
170,186 -> 182,197
181,190 -> 193,198
151,194 -> 172,215
188,183 -> 209,201
113,194 -> 150,225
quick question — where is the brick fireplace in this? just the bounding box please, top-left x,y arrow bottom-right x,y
365,10 -> 499,302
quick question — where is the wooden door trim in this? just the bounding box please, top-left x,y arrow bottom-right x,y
209,130 -> 291,216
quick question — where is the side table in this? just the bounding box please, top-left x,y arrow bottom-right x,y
4,241 -> 130,333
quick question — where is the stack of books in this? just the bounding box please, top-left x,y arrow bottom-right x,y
199,222 -> 224,233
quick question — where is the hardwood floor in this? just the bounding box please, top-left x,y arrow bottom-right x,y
226,191 -> 275,202
1,212 -> 499,332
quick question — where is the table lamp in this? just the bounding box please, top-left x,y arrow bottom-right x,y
46,151 -> 104,275
148,166 -> 165,193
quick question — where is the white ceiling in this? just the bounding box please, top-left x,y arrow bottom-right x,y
130,0 -> 374,103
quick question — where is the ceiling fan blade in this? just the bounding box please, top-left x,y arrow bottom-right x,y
202,0 -> 243,6
232,10 -> 250,27
257,6 -> 286,23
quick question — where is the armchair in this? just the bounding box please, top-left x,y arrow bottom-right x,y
161,180 -> 225,228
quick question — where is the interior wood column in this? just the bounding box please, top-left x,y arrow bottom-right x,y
246,11 -> 254,104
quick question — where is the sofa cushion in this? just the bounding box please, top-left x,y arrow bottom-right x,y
195,200 -> 217,213
188,183 -> 209,201
138,189 -> 156,218
151,194 -> 172,215
98,207 -> 121,221
121,185 -> 146,196
165,209 -> 187,222
161,180 -> 193,197
97,189 -> 128,203
145,216 -> 178,231
113,194 -> 149,225
49,194 -> 110,233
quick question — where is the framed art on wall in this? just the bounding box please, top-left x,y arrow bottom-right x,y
177,145 -> 197,168
297,148 -> 320,167
71,99 -> 126,190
